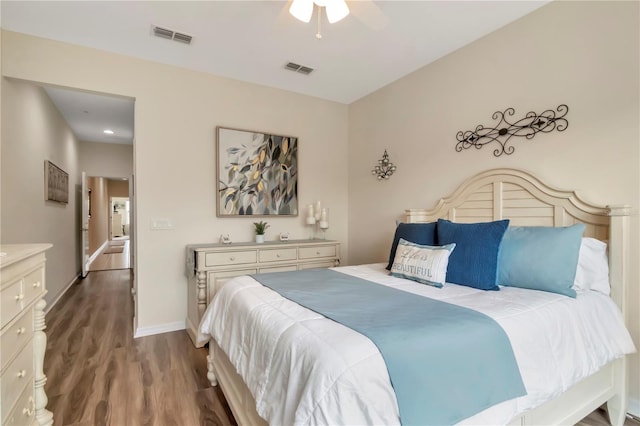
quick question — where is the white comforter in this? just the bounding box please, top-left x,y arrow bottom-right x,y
198,264 -> 636,425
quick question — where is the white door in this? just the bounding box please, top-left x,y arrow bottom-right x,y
81,172 -> 90,277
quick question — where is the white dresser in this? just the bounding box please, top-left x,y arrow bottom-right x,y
0,244 -> 53,426
185,239 -> 340,347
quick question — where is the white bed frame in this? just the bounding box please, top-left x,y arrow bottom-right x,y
206,168 -> 631,426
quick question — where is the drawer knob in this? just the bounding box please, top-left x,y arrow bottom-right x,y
17,369 -> 26,378
276,254 -> 281,258
316,251 -> 321,255
16,327 -> 26,335
15,293 -> 24,301
229,256 -> 236,261
32,281 -> 41,288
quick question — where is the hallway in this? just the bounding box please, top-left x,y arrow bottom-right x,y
88,239 -> 130,271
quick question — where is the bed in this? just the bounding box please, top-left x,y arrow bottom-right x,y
197,168 -> 635,426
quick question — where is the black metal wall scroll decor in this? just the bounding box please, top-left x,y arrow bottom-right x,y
455,104 -> 569,157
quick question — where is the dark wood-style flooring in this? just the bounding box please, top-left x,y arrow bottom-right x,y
44,269 -> 234,426
43,269 -> 639,426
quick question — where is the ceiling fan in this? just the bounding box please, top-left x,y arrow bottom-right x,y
290,0 -> 350,24
288,0 -> 388,39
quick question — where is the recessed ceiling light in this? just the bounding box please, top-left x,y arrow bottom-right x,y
104,129 -> 114,135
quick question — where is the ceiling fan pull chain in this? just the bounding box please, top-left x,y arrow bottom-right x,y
316,6 -> 323,39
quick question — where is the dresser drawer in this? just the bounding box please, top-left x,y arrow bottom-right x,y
205,250 -> 257,267
259,248 -> 297,263
3,379 -> 36,426
1,280 -> 24,326
1,343 -> 34,419
1,309 -> 33,366
299,245 -> 337,260
22,267 -> 44,307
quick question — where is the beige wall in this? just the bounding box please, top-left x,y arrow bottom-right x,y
108,179 -> 129,198
87,176 -> 109,256
0,79 -> 81,305
348,1 -> 639,413
1,30 -> 350,335
79,141 -> 133,178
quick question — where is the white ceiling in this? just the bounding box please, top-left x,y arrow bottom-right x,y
44,87 -> 135,144
1,0 -> 548,144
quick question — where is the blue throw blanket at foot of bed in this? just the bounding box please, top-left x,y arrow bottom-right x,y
252,269 -> 526,426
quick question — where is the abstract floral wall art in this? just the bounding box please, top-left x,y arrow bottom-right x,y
217,127 -> 298,216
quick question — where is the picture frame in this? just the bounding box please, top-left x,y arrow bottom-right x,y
216,126 -> 298,217
44,160 -> 69,204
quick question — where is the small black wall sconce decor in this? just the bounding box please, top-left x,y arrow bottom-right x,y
371,150 -> 396,180
455,104 -> 569,157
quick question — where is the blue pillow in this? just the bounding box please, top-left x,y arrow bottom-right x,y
498,224 -> 585,298
436,219 -> 510,290
386,222 -> 437,270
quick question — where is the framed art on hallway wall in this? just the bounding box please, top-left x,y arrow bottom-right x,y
44,160 -> 69,204
216,126 -> 298,217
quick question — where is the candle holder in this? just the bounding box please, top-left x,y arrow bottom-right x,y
306,218 -> 316,239
372,150 -> 396,180
306,202 -> 317,239
318,208 -> 329,239
305,201 -> 329,239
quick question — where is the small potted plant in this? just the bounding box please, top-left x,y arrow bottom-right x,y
253,221 -> 270,244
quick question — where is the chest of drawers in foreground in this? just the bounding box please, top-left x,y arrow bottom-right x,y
0,244 -> 53,426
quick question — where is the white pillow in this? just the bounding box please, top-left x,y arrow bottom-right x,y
389,238 -> 455,288
573,237 -> 610,295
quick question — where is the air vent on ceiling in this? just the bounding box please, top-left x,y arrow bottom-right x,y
173,32 -> 193,44
152,25 -> 193,45
284,62 -> 314,75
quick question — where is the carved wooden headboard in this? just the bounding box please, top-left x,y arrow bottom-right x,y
405,168 -> 631,318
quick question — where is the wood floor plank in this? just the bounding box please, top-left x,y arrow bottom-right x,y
43,269 -> 638,426
125,361 -> 157,426
153,367 -> 201,426
196,386 -> 236,426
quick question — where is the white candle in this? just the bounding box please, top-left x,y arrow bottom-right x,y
314,201 -> 322,220
306,216 -> 316,225
320,208 -> 328,221
319,220 -> 329,229
307,204 -> 314,218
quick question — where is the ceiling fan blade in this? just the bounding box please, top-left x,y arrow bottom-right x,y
348,0 -> 389,31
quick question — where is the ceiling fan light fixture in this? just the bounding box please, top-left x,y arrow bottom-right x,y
325,0 -> 349,23
290,0 -> 314,23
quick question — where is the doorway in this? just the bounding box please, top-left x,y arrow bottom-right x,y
111,197 -> 130,240
86,177 -> 132,271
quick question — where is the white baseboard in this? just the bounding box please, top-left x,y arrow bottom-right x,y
45,273 -> 81,313
134,320 -> 185,338
629,396 -> 640,418
88,239 -> 109,265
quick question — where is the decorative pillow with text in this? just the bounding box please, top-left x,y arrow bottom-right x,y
390,239 -> 456,288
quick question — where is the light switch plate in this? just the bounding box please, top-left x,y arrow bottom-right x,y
151,218 -> 174,230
